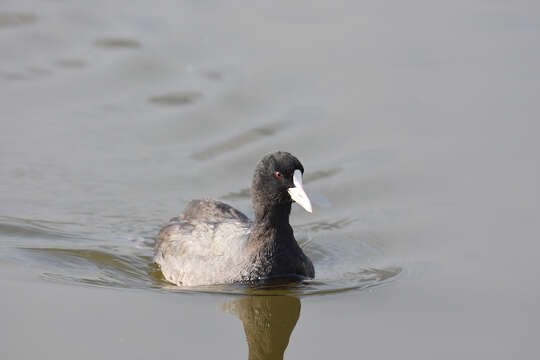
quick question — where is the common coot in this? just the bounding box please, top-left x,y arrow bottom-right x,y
154,151 -> 314,286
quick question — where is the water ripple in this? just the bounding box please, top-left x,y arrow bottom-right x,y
0,216 -> 80,241
0,13 -> 37,28
2,214 -> 399,297
18,244 -> 399,297
148,91 -> 203,106
192,121 -> 289,161
94,38 -> 141,49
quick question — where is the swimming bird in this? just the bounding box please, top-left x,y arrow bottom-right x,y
154,151 -> 314,286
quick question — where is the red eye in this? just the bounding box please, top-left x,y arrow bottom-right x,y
275,171 -> 283,179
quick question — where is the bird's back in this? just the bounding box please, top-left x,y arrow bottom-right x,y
154,200 -> 253,286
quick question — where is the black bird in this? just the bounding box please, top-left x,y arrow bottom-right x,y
154,151 -> 314,286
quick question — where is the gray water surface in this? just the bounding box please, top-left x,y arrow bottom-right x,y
1,0 -> 540,359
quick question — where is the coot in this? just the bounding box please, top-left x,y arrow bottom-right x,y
154,151 -> 314,286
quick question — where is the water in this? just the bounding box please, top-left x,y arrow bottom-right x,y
1,0 -> 539,359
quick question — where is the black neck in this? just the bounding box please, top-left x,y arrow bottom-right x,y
248,201 -> 296,252
253,201 -> 292,229
247,198 -> 309,280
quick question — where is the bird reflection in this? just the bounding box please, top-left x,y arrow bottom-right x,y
223,295 -> 301,360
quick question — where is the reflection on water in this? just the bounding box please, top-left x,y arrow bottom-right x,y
224,296 -> 301,360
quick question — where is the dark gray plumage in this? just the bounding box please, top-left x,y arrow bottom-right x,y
154,152 -> 314,286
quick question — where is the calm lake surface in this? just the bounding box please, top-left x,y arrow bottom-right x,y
1,1 -> 539,359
